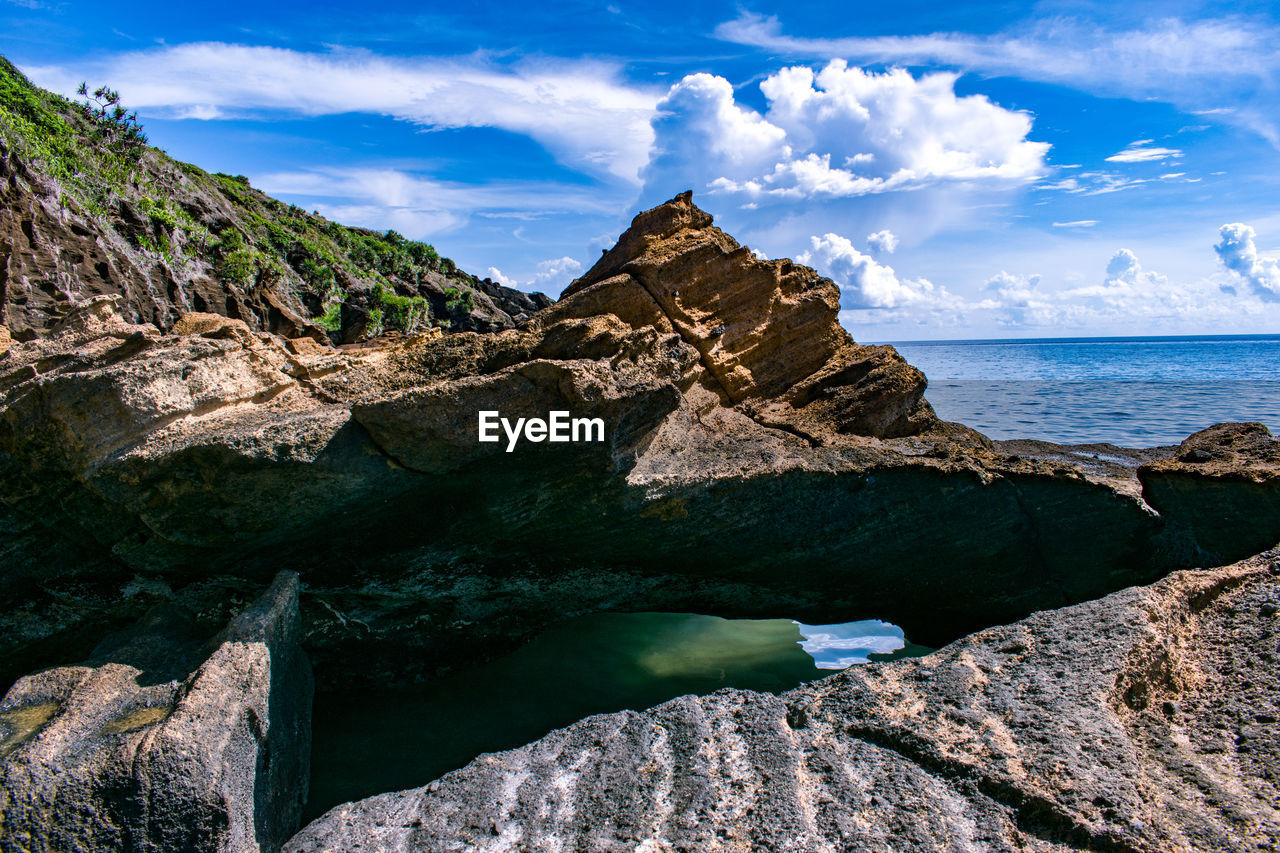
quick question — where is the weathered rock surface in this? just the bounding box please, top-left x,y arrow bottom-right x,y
0,59 -> 548,345
1,194 -> 1276,696
1139,422 -> 1280,560
2,181 -> 1278,852
0,131 -> 322,342
558,191 -> 936,439
286,548 -> 1280,853
0,571 -> 312,853
0,194 -> 1274,696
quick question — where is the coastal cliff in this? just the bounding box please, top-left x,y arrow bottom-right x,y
0,58 -> 548,344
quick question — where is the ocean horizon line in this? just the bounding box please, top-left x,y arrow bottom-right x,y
879,333 -> 1280,347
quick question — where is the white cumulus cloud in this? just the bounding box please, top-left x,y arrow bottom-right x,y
978,271 -> 1062,326
1101,248 -> 1167,289
866,229 -> 898,254
798,233 -> 947,309
1215,223 -> 1280,301
645,61 -> 1047,202
715,13 -> 1280,145
485,257 -> 582,292
531,256 -> 583,285
486,267 -> 517,287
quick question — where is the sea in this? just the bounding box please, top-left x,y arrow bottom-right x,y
890,334 -> 1280,447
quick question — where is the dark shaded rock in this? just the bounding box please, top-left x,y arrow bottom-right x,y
1139,422 -> 1280,560
339,285 -> 377,344
285,549 -> 1280,852
0,571 -> 312,853
475,278 -> 553,321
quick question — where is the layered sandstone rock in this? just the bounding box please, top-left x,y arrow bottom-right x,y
556,191 -> 935,439
0,571 -> 312,853
286,549 -> 1280,853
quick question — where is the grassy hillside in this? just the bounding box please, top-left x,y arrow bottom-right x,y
0,55 -> 496,339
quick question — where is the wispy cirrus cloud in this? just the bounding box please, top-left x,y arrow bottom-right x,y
254,167 -> 620,239
24,43 -> 662,183
1105,140 -> 1182,163
715,12 -> 1280,144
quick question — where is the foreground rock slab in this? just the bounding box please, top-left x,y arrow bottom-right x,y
0,571 -> 312,853
287,548 -> 1280,852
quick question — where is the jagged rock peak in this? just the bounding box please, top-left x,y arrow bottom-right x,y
554,191 -> 938,439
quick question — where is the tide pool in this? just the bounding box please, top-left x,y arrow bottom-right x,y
307,611 -> 927,820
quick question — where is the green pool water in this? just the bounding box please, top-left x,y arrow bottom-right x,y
305,611 -> 930,820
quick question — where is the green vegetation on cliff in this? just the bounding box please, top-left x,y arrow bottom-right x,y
0,56 -> 478,336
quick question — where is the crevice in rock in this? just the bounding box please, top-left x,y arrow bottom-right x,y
748,415 -> 820,448
622,266 -> 834,448
626,267 -> 738,408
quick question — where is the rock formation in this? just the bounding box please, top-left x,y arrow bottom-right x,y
555,191 -> 935,439
287,548 -> 1280,852
1,186 -> 1278,852
0,571 -> 312,853
0,26 -> 1275,850
1138,422 -> 1280,559
2,194 -> 1278,696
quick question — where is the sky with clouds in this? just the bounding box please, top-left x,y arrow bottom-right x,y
3,0 -> 1278,340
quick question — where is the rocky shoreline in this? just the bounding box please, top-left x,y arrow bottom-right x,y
2,193 -> 1278,851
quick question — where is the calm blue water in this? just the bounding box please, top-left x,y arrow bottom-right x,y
891,335 -> 1280,447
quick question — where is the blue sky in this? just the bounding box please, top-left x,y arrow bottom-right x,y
3,0 -> 1279,340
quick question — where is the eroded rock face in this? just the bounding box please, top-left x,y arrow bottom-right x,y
1,196 -> 1277,696
0,136 -> 324,343
558,191 -> 935,439
285,549 -> 1280,853
1139,422 -> 1280,560
0,121 -> 543,345
0,571 -> 312,853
